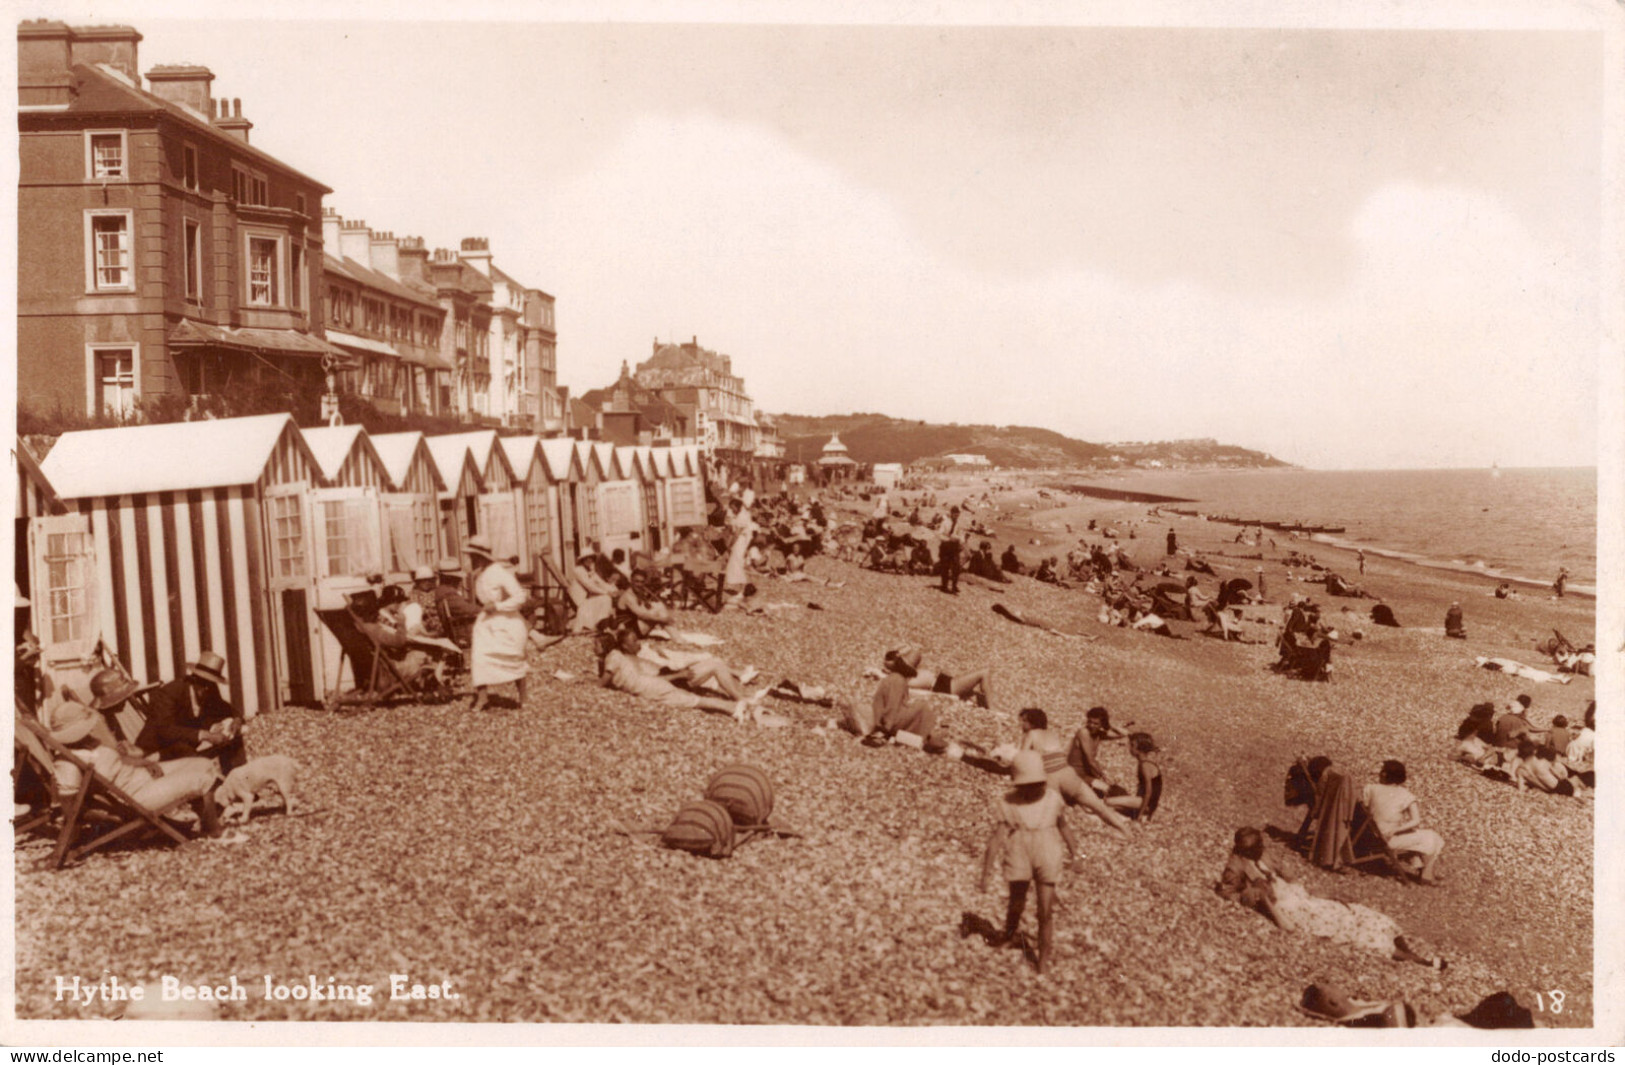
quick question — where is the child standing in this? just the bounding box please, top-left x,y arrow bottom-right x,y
979,750 -> 1078,974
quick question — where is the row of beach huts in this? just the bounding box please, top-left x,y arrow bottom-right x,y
15,415 -> 711,718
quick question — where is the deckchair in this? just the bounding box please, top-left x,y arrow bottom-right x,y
14,714 -> 58,839
1299,764 -> 1415,883
15,716 -> 196,870
669,560 -> 726,614
316,607 -> 418,710
529,556 -> 578,637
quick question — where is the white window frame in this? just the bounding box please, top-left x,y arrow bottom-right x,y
29,513 -> 101,662
83,209 -> 135,293
312,487 -> 382,580
183,218 -> 203,301
242,229 -> 286,308
182,142 -> 199,191
85,343 -> 138,418
84,129 -> 128,181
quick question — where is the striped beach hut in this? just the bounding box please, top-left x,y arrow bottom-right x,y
430,431 -> 524,566
367,431 -> 448,574
571,440 -> 608,557
539,438 -> 586,567
424,434 -> 488,562
38,414 -> 326,716
300,424 -> 391,585
662,444 -> 708,533
595,443 -> 647,559
497,435 -> 556,580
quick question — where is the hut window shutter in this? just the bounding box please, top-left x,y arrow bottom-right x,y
415,500 -> 438,567
316,490 -> 380,578
30,514 -> 99,661
480,493 -> 518,562
525,488 -> 550,562
384,497 -> 419,571
602,484 -> 638,537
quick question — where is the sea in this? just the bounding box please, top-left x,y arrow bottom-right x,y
1076,467 -> 1597,597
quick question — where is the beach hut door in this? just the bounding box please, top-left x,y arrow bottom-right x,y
26,513 -> 101,665
263,485 -> 318,705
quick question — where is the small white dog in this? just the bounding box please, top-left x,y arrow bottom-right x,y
214,755 -> 300,823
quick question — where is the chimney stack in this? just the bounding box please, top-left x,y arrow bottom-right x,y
321,208 -> 342,258
215,96 -> 252,143
397,236 -> 430,283
370,231 -> 400,280
144,63 -> 213,119
17,21 -> 73,109
68,24 -> 142,85
459,237 -> 492,276
339,219 -> 372,266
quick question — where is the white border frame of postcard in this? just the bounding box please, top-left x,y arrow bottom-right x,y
1,0 -> 1621,1052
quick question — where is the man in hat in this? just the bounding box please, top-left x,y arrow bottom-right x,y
134,652 -> 246,773
432,558 -> 479,643
43,699 -> 222,832
407,564 -> 445,637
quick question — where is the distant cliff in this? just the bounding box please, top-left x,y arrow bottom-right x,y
772,414 -> 1290,470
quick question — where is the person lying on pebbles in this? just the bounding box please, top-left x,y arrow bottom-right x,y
597,626 -> 765,723
1006,707 -> 1135,841
884,643 -> 995,710
1218,827 -> 1447,969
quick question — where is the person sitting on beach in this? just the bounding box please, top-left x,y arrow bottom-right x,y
1547,715 -> 1573,758
885,643 -> 995,711
871,646 -> 951,752
1444,602 -> 1467,639
1493,695 -> 1539,748
1217,828 -> 1444,968
598,626 -> 757,722
1104,731 -> 1163,823
1067,706 -> 1128,796
968,542 -> 1011,583
1494,582 -> 1514,600
1560,703 -> 1595,786
1511,739 -> 1576,796
1011,708 -> 1134,839
1360,760 -> 1445,883
615,573 -> 673,636
1274,599 -> 1333,680
1000,544 -> 1024,576
1033,557 -> 1064,586
567,552 -> 619,634
406,566 -> 445,638
1454,703 -> 1504,771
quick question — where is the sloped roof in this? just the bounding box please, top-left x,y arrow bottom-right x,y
16,439 -> 65,514
424,435 -> 487,493
325,253 -> 442,311
497,435 -> 544,482
591,442 -> 620,480
41,414 -> 306,497
61,63 -> 331,192
430,430 -> 514,486
368,431 -> 446,493
538,438 -> 581,482
298,424 -> 365,481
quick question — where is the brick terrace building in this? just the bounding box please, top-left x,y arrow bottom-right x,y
578,360 -> 692,446
17,21 -> 343,420
320,211 -> 449,416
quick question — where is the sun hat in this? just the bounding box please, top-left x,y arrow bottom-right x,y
462,535 -> 496,561
1010,750 -> 1047,785
87,668 -> 141,711
47,699 -> 102,745
886,643 -> 923,671
412,565 -> 435,582
188,651 -> 229,687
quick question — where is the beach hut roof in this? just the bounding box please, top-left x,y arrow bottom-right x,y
424,436 -> 487,494
591,442 -> 620,479
429,430 -> 518,488
573,440 -> 607,480
498,436 -> 545,482
299,424 -> 365,482
41,414 -> 312,498
538,438 -> 580,482
16,439 -> 65,515
616,446 -> 646,481
368,431 -> 447,493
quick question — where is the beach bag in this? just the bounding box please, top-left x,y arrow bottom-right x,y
705,764 -> 774,825
661,800 -> 736,858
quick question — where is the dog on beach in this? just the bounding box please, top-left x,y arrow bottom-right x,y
214,755 -> 300,823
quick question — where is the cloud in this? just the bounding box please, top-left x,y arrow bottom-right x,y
524,117 -> 1595,469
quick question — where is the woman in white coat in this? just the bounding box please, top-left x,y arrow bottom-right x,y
464,535 -> 529,712
723,498 -> 755,592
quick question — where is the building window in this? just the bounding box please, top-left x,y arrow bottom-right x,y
247,235 -> 280,306
232,166 -> 268,206
85,131 -> 126,180
290,244 -> 304,311
267,493 -> 307,579
184,219 -> 202,300
89,347 -> 137,418
322,497 -> 377,577
44,529 -> 93,646
183,144 -> 198,191
84,210 -> 134,292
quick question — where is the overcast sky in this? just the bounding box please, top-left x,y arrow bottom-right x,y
101,5 -> 1611,468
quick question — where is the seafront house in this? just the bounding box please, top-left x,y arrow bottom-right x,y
457,237 -> 560,432
577,360 -> 693,446
17,21 -> 345,424
634,336 -> 758,480
320,211 -> 450,416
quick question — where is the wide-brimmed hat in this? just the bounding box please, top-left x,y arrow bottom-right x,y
1010,750 -> 1047,785
436,557 -> 462,576
886,643 -> 923,672
412,565 -> 435,582
462,535 -> 496,561
88,668 -> 141,711
47,699 -> 102,745
187,651 -> 228,687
